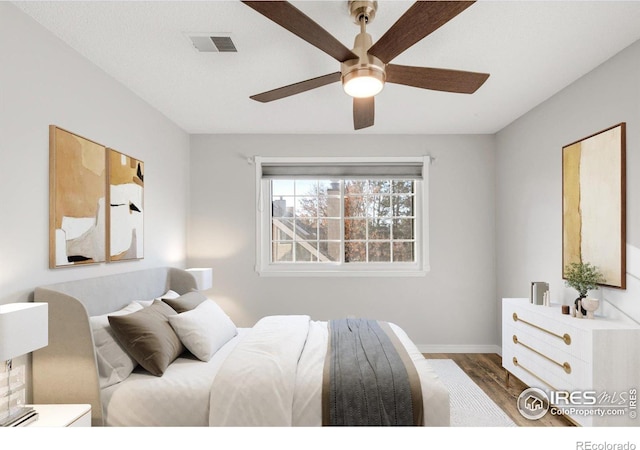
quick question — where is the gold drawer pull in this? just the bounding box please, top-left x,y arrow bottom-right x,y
513,312 -> 572,345
513,335 -> 572,374
512,357 -> 558,391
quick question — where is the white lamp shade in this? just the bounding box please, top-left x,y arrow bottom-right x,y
186,268 -> 213,291
0,303 -> 48,361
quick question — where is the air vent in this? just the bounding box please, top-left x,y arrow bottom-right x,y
211,36 -> 237,53
188,34 -> 237,53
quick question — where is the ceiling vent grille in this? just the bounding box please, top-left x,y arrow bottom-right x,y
211,36 -> 237,53
188,35 -> 237,53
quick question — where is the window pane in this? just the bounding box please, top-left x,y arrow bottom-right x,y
393,242 -> 414,262
368,242 -> 391,262
345,242 -> 366,262
295,179 -> 317,196
319,218 -> 340,240
272,218 -> 293,241
295,197 -> 317,218
318,180 -> 340,196
345,180 -> 367,195
295,218 -> 317,240
344,196 -> 366,217
370,195 -> 391,217
320,197 -> 340,218
392,195 -> 414,216
392,180 -> 414,194
369,180 -> 391,194
295,242 -> 317,262
319,241 -> 341,262
345,218 -> 366,240
272,179 -> 294,196
393,218 -> 414,240
368,218 -> 391,239
272,197 -> 293,217
272,242 -> 293,262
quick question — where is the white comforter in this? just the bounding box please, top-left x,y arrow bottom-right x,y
208,315 -> 450,426
102,316 -> 449,426
102,329 -> 249,426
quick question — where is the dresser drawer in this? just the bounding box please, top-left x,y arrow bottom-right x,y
503,348 -> 589,394
504,302 -> 591,363
504,323 -> 591,391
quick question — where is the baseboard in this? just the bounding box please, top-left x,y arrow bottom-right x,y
418,344 -> 502,355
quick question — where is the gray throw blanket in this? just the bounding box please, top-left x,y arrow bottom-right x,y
322,318 -> 423,426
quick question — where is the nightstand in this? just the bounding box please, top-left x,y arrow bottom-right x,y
26,404 -> 91,427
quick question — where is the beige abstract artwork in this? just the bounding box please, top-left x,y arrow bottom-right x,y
562,123 -> 626,289
49,126 -> 106,268
107,148 -> 144,262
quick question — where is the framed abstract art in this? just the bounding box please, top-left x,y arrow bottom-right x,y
49,126 -> 144,267
562,123 -> 626,289
106,148 -> 144,262
49,126 -> 107,268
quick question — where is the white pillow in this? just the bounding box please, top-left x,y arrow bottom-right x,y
159,289 -> 181,300
168,299 -> 237,362
136,289 -> 181,307
90,302 -> 143,388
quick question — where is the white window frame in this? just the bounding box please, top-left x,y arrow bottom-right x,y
255,156 -> 430,277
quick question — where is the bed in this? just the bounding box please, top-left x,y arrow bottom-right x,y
32,267 -> 450,427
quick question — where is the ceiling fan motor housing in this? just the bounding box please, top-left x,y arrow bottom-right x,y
341,30 -> 386,97
342,1 -> 385,97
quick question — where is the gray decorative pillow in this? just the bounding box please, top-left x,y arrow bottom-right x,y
90,302 -> 143,388
163,291 -> 207,313
135,289 -> 181,308
108,300 -> 184,376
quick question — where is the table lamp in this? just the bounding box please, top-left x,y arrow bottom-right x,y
0,302 -> 48,426
186,268 -> 213,291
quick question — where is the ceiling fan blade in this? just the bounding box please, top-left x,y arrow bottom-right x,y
368,1 -> 475,64
386,64 -> 489,94
353,97 -> 374,130
250,72 -> 341,103
242,1 -> 357,63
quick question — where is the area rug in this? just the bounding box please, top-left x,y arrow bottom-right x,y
426,359 -> 516,427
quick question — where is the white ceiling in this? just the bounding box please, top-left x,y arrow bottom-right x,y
14,1 -> 640,135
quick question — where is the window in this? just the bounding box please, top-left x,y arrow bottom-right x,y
255,157 -> 430,276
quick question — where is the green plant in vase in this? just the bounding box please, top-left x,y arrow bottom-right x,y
564,262 -> 605,315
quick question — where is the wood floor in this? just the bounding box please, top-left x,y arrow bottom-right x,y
423,353 -> 575,427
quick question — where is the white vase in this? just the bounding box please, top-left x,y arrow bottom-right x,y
581,298 -> 600,319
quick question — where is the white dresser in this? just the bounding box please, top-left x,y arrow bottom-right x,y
502,298 -> 640,426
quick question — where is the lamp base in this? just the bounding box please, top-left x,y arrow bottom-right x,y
0,406 -> 37,427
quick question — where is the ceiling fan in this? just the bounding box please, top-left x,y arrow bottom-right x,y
242,1 -> 490,130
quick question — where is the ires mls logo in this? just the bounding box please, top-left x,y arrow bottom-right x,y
517,388 -> 550,420
517,387 -> 638,420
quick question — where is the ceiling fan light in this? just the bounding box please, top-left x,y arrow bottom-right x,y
342,68 -> 385,98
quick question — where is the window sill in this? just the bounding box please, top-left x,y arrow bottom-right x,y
256,266 -> 430,277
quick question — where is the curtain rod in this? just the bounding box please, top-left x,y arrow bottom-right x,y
248,155 -> 435,165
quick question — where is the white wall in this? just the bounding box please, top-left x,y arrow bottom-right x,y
0,2 -> 191,307
188,134 -> 497,351
496,39 -> 640,326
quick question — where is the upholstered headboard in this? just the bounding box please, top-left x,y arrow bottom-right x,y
32,267 -> 198,426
